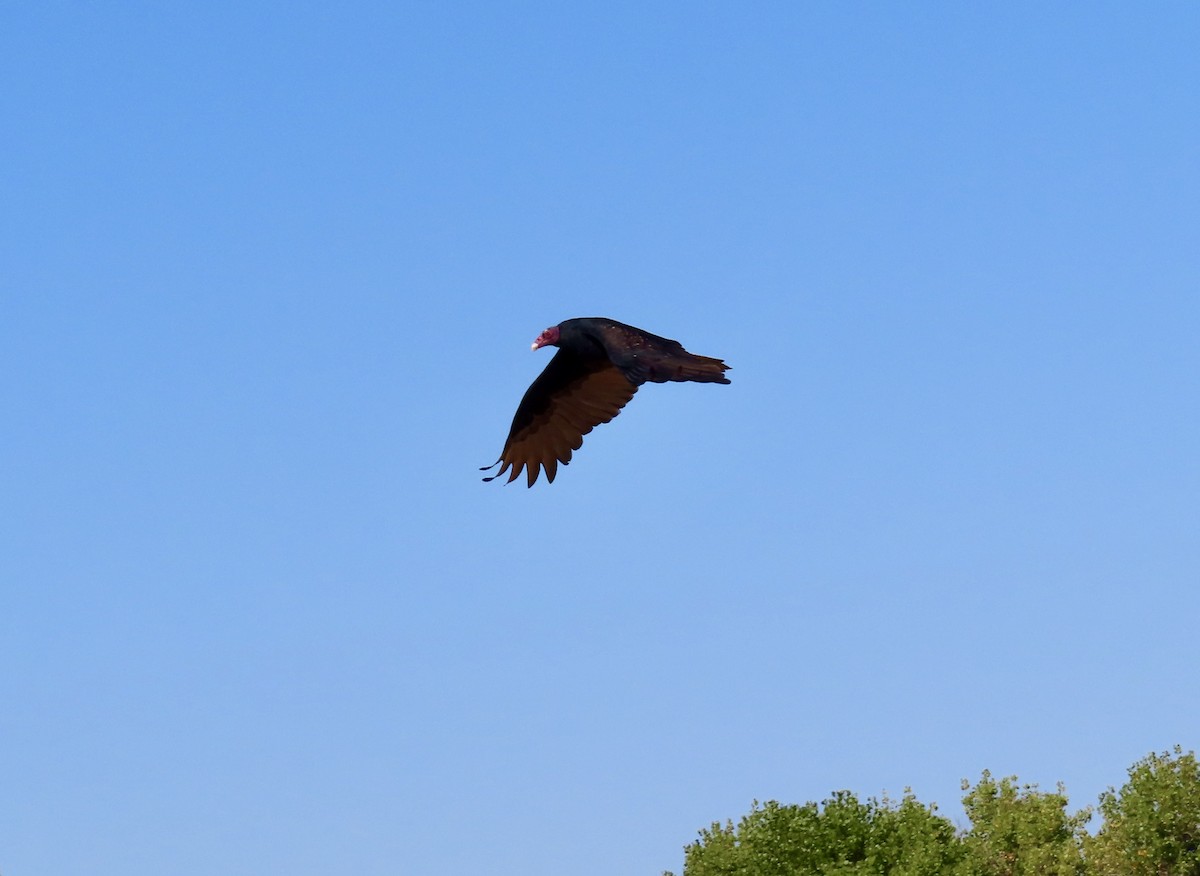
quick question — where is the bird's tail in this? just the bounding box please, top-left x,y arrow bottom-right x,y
660,353 -> 731,385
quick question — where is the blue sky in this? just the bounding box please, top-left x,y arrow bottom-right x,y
2,3 -> 1198,874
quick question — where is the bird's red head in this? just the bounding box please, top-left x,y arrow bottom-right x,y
531,325 -> 561,351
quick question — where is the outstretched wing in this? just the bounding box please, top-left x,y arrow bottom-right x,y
481,350 -> 638,487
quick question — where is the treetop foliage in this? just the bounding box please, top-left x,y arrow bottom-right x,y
668,747 -> 1199,876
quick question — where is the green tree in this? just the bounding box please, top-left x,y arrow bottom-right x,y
957,771 -> 1089,876
666,749 -> 1199,876
667,791 -> 961,876
867,792 -> 965,875
1088,746 -> 1200,876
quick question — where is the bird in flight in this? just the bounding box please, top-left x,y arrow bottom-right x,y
482,317 -> 731,486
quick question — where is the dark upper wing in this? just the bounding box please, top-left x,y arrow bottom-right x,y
592,320 -> 731,386
481,349 -> 638,487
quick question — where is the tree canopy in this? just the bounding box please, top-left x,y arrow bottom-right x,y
668,747 -> 1198,876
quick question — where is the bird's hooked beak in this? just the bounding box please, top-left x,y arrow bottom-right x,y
531,325 -> 560,350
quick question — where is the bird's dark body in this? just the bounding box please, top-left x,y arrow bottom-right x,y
482,317 -> 730,487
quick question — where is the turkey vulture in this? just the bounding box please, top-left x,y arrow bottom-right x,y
481,317 -> 731,486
